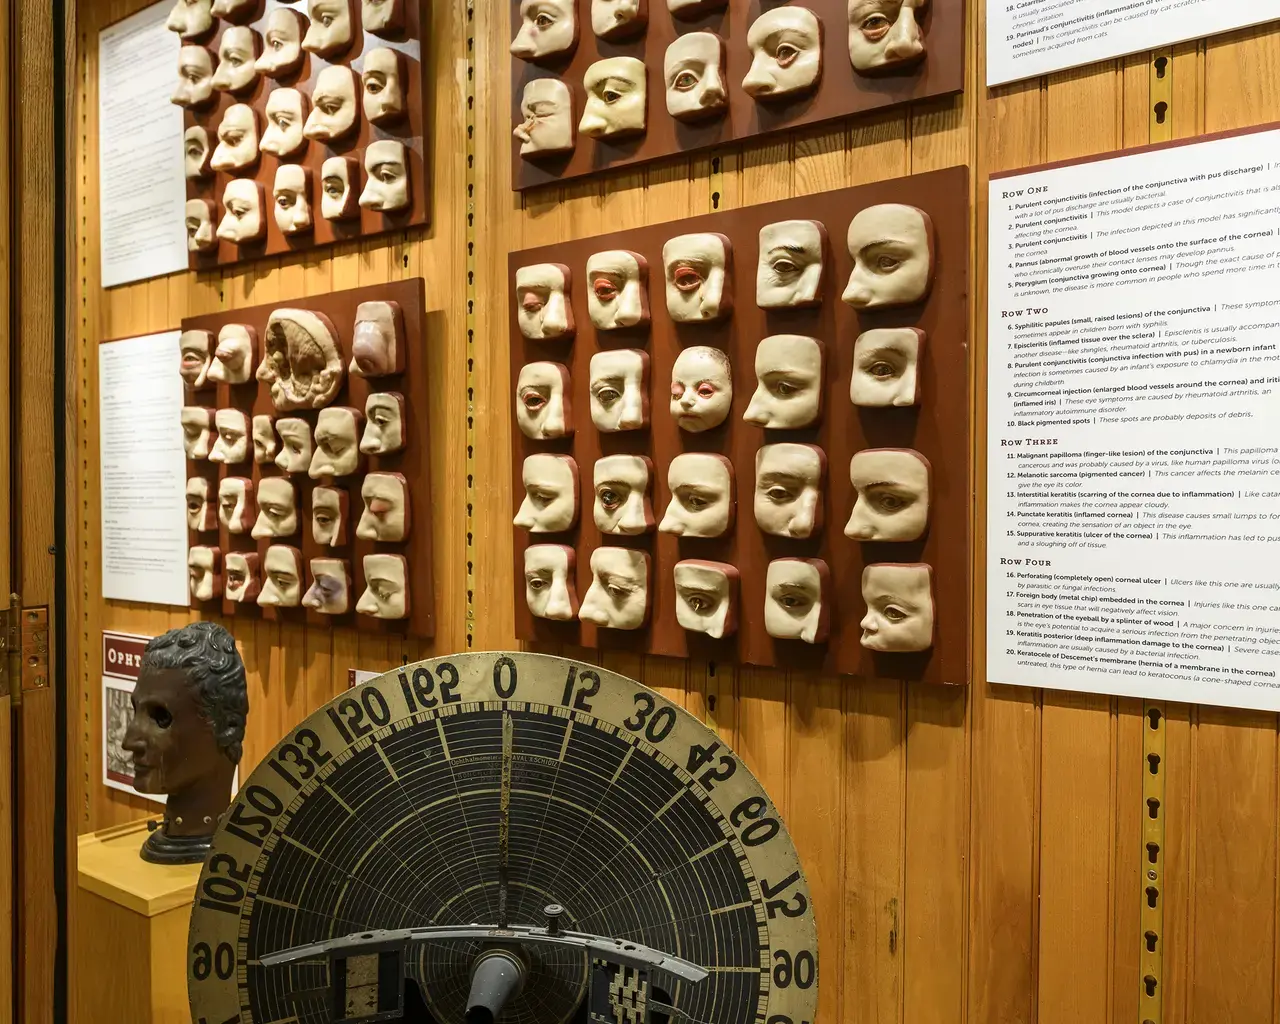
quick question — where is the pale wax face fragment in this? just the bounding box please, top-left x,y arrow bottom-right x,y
303,558 -> 352,614
524,545 -> 579,620
659,454 -> 733,538
321,157 -> 359,221
754,443 -> 824,539
664,33 -> 727,120
516,362 -> 571,440
261,90 -> 308,159
756,220 -> 825,307
309,407 -> 364,479
274,417 -> 312,473
211,26 -> 260,93
218,477 -> 255,534
259,546 -> 304,607
579,57 -> 647,139
224,552 -> 260,604
273,164 -> 313,235
360,392 -> 406,455
351,301 -> 404,376
363,48 -> 406,124
593,455 -> 653,536
841,204 -> 934,309
186,477 -> 215,531
850,328 -> 923,407
252,478 -> 298,539
514,79 -> 575,157
188,546 -> 221,601
586,250 -> 647,330
217,180 -> 265,244
311,486 -> 348,546
579,547 -> 649,630
743,335 -> 824,429
356,554 -> 409,619
860,563 -> 934,652
592,0 -> 644,39
172,46 -> 215,108
180,330 -> 213,387
848,0 -> 927,73
252,415 -> 278,464
510,0 -> 577,61
359,140 -> 411,213
304,0 -> 355,57
669,346 -> 732,433
304,66 -> 359,142
258,309 -> 345,410
363,0 -> 405,35
167,0 -> 214,40
663,233 -> 731,323
209,408 -> 249,464
184,126 -> 211,179
211,104 -> 260,173
589,349 -> 648,432
765,559 -> 829,643
742,7 -> 823,99
844,449 -> 930,541
357,473 -> 410,542
514,454 -> 579,533
208,324 -> 255,384
674,561 -> 738,638
181,407 -> 215,460
515,264 -> 573,340
256,9 -> 306,77
186,200 -> 216,252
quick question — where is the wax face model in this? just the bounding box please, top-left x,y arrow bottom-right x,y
321,157 -> 361,221
172,46 -> 215,108
660,453 -> 734,537
261,90 -> 308,159
303,0 -> 355,57
181,407 -> 215,460
167,0 -> 214,39
861,563 -> 933,651
209,409 -> 250,465
186,477 -> 216,531
311,486 -> 348,546
663,233 -> 732,323
579,547 -> 649,630
754,443 -> 825,538
516,362 -> 572,440
217,180 -> 266,244
515,264 -> 574,341
185,126 -> 212,179
259,546 -> 304,608
273,165 -> 313,236
580,57 -> 647,140
363,48 -> 406,125
361,392 -> 406,454
303,558 -> 352,614
207,324 -> 256,384
592,0 -> 644,40
180,330 -> 213,388
667,0 -> 725,18
669,346 -> 732,433
273,417 -> 313,473
586,250 -> 648,330
524,545 -> 579,621
743,335 -> 824,429
359,140 -> 411,213
845,448 -> 931,541
765,558 -> 830,644
357,472 -> 410,542
217,477 -> 256,533
842,204 -> 934,309
188,546 -> 222,602
514,79 -> 575,158
211,0 -> 257,21
258,308 -> 344,410
252,415 -> 278,464
252,477 -> 298,539
363,0 -> 404,34
256,8 -> 307,77
514,454 -> 579,533
356,554 -> 410,619
303,66 -> 359,142
674,560 -> 738,638
850,328 -> 924,407
309,406 -> 365,479
848,0 -> 927,73
593,454 -> 654,536
757,220 -> 826,307
743,7 -> 823,100
224,552 -> 260,604
589,349 -> 649,432
211,104 -> 260,173
351,301 -> 406,377
186,200 -> 216,253
664,33 -> 727,121
510,0 -> 577,62
211,26 -> 260,94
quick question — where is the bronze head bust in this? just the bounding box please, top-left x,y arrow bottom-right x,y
123,621 -> 248,865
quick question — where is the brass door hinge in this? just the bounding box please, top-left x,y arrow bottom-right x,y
0,595 -> 19,701
21,605 -> 49,692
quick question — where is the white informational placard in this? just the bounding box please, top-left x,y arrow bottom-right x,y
987,124 -> 1280,712
987,1 -> 1280,87
99,331 -> 190,606
98,1 -> 187,289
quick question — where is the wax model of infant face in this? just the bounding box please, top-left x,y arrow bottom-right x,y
172,46 -> 215,108
259,309 -> 345,410
261,89 -> 308,159
516,362 -> 572,439
303,0 -> 355,58
167,0 -> 214,39
207,324 -> 255,384
594,455 -> 654,536
352,300 -> 405,377
524,544 -> 579,621
273,164 -> 313,236
743,335 -> 824,429
757,220 -> 826,308
674,560 -> 738,638
515,264 -> 574,341
841,204 -> 934,309
186,200 -> 216,252
848,0 -> 927,74
304,66 -> 359,142
589,349 -> 649,432
252,415 -> 277,464
592,0 -> 645,39
309,406 -> 365,479
181,407 -> 215,460
579,57 -> 647,140
356,554 -> 410,619
514,453 -> 579,533
360,392 -> 406,455
357,472 -> 410,542
669,346 -> 732,433
363,0 -> 405,34
311,486 -> 348,546
180,330 -> 213,388
321,157 -> 360,221
258,546 -> 304,608
217,476 -> 256,533
256,8 -> 307,77
211,104 -> 260,173
510,0 -> 577,62
850,328 -> 924,407
252,477 -> 298,539
664,33 -> 727,121
579,547 -> 650,630
224,552 -> 260,604
360,140 -> 412,213
765,558 -> 830,643
663,233 -> 732,323
742,7 -> 823,100
659,453 -> 733,537
188,546 -> 222,602
185,126 -> 211,179
217,181 -> 266,245
845,448 -> 930,541
363,48 -> 406,125
209,409 -> 250,464
186,477 -> 216,531
586,250 -> 649,330
211,26 -> 260,94
274,417 -> 312,473
514,79 -> 576,158
754,443 -> 824,538
860,563 -> 934,652
303,558 -> 352,615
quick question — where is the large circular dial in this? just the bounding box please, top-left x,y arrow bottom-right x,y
187,653 -> 818,1024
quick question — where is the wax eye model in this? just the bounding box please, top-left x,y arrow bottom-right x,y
224,552 -> 261,604
351,300 -> 406,377
510,0 -> 577,62
580,57 -> 647,140
321,157 -> 361,221
592,0 -> 645,39
524,545 -> 579,621
664,33 -> 727,121
669,346 -> 732,433
357,472 -> 410,542
211,26 -> 260,94
765,558 -> 830,643
666,0 -> 726,20
172,45 -> 216,109
674,560 -> 738,638
360,140 -> 411,214
363,0 -> 405,35
211,104 -> 260,173
181,407 -> 215,460
849,0 -> 928,74
303,0 -> 355,58
258,546 -> 305,608
360,391 -> 406,455
356,554 -> 410,620
309,406 -> 365,479
184,126 -> 212,179
757,220 -> 826,308
209,409 -> 250,465
188,546 -> 222,602
845,448 -> 930,542
743,7 -> 823,100
186,477 -> 216,532
273,165 -> 313,236
663,233 -> 732,323
252,477 -> 298,539
850,327 -> 924,407
743,335 -> 824,429
589,349 -> 649,432
217,180 -> 266,245
579,547 -> 650,630
311,486 -> 349,546
363,48 -> 406,125
516,362 -> 572,440
303,558 -> 352,615
514,79 -> 576,158
754,443 -> 825,539
207,324 -> 256,385
211,0 -> 258,22
261,89 -> 309,159
274,417 -> 312,473
514,453 -> 579,533
258,308 -> 344,410
167,0 -> 214,40
186,200 -> 216,253
180,330 -> 213,388
861,563 -> 934,651
842,204 -> 934,309
217,476 -> 256,534
255,8 -> 307,78
303,66 -> 359,142
515,263 -> 574,341
586,250 -> 648,330
252,414 -> 278,464
593,454 -> 654,536
659,453 -> 734,538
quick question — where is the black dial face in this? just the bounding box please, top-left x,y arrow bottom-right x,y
188,653 -> 818,1024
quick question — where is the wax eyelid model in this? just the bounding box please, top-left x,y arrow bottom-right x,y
167,0 -> 215,40
765,558 -> 831,644
357,472 -> 410,542
252,414 -> 278,464
351,300 -> 406,377
659,453 -> 734,538
515,264 -> 574,341
663,233 -> 733,323
756,220 -> 827,308
181,407 -> 216,460
186,477 -> 216,532
180,330 -> 214,388
585,251 -> 649,330
309,406 -> 365,480
207,325 -> 257,384
593,454 -> 655,536
663,33 -> 728,122
360,392 -> 407,455
303,0 -> 356,58
743,7 -> 824,100
588,349 -> 649,432
184,126 -> 212,179
211,26 -> 261,94
360,140 -> 412,214
754,443 -> 826,539
579,547 -> 650,630
363,48 -> 407,125
669,346 -> 732,434
321,157 -> 361,221
515,362 -> 573,440
524,545 -> 579,621
188,546 -> 223,602
217,180 -> 266,245
591,0 -> 646,41
273,165 -> 314,236
258,546 -> 305,608
303,558 -> 353,615
363,0 -> 406,35
514,79 -> 576,158
217,477 -> 256,534
252,478 -> 299,539
848,0 -> 928,74
841,204 -> 935,309
303,66 -> 360,143
224,552 -> 261,604
860,562 -> 934,652
261,90 -> 309,159
274,417 -> 313,473
514,454 -> 580,533
211,104 -> 260,174
673,560 -> 739,639
172,46 -> 216,109
579,57 -> 647,140
186,200 -> 216,253
256,8 -> 307,77
209,409 -> 250,465
845,448 -> 931,542
850,327 -> 925,407
357,554 -> 410,620
311,486 -> 349,546
743,335 -> 824,429
510,0 -> 578,62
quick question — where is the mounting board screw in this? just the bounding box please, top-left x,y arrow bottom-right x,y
543,904 -> 565,935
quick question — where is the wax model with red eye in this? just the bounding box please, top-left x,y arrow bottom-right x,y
186,477 -> 216,532
579,547 -> 650,630
514,454 -> 579,533
303,559 -> 352,615
510,0 -> 578,62
589,350 -> 649,432
861,563 -> 934,651
514,79 -> 576,158
586,251 -> 649,330
659,453 -> 734,538
742,7 -> 824,100
217,477 -> 256,534
224,552 -> 260,604
743,335 -> 824,429
662,233 -> 732,323
515,264 -> 574,341
356,554 -> 410,619
258,546 -> 304,608
673,560 -> 738,638
754,443 -> 825,539
311,487 -> 349,547
180,330 -> 213,388
357,472 -> 410,542
765,558 -> 830,644
849,0 -> 928,74
593,455 -> 654,536
207,324 -> 256,385
841,204 -> 934,309
851,328 -> 925,406
669,346 -> 732,433
524,545 -> 579,621
516,362 -> 573,439
756,220 -> 827,308
181,407 -> 216,460
188,546 -> 222,602
845,448 -> 930,541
